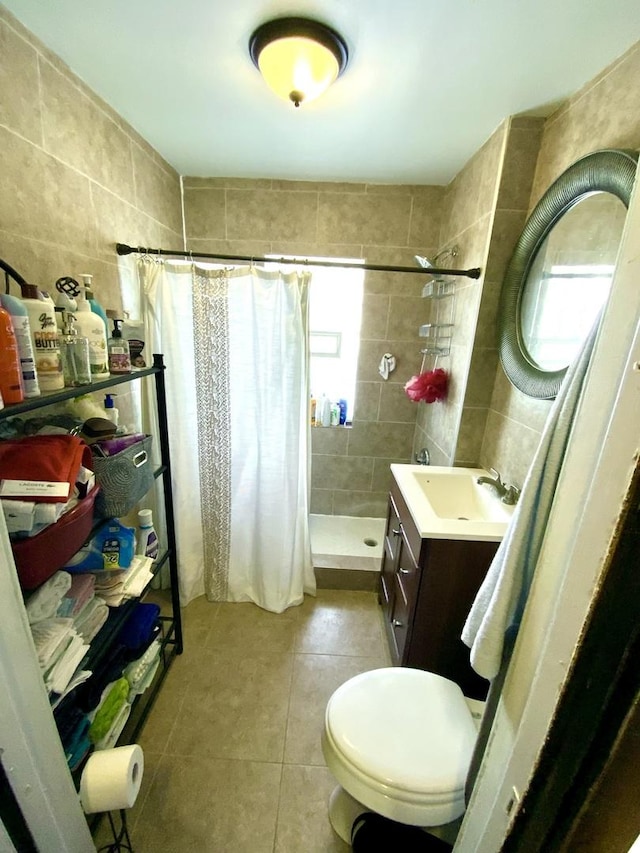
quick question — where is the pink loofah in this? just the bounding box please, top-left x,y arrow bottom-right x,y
404,368 -> 449,403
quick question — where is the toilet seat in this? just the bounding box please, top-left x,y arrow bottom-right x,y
322,667 -> 478,826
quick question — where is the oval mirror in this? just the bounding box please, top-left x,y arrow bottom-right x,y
498,148 -> 638,399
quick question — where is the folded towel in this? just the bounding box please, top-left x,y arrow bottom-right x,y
66,716 -> 92,771
0,435 -> 92,503
44,633 -> 90,695
30,617 -> 74,667
73,597 -> 109,643
89,678 -> 130,744
93,701 -> 132,751
118,602 -> 161,652
26,571 -> 72,624
57,574 -> 96,618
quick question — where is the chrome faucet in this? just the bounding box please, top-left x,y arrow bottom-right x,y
477,469 -> 521,505
477,468 -> 507,498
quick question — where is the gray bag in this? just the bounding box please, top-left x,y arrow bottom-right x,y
92,435 -> 155,518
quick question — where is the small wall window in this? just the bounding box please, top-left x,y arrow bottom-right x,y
268,256 -> 364,422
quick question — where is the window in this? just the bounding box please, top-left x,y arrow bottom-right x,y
268,256 -> 364,422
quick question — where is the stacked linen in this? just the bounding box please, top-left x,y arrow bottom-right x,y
88,677 -> 132,751
57,574 -> 96,618
73,597 -> 109,643
92,556 -> 155,607
30,617 -> 90,696
26,571 -> 72,624
124,639 -> 162,703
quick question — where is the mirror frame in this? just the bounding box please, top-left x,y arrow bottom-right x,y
498,148 -> 638,399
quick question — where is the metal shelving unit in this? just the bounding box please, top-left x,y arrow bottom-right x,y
1,354 -> 183,794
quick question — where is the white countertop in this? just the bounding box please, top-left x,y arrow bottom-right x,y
391,464 -> 514,542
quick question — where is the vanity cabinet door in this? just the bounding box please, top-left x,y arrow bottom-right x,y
379,493 -> 401,611
407,538 -> 498,700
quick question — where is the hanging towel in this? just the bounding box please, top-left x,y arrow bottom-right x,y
378,352 -> 396,380
461,316 -> 601,680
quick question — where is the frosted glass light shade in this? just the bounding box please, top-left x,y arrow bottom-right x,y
250,18 -> 348,108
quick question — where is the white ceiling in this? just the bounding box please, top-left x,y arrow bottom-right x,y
4,0 -> 640,185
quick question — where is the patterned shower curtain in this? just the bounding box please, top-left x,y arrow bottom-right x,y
123,256 -> 315,612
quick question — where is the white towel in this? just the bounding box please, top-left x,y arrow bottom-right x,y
461,317 -> 600,680
26,571 -> 72,624
378,352 -> 396,380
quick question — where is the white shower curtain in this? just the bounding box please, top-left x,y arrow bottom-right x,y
121,256 -> 315,612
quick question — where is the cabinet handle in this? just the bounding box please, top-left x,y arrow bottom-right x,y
392,619 -> 403,627
399,567 -> 410,574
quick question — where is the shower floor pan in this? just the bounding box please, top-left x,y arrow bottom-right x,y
310,514 -> 385,591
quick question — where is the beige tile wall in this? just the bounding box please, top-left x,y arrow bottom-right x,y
413,123 -> 507,467
479,40 -> 640,489
183,178 -> 444,517
0,7 -> 182,314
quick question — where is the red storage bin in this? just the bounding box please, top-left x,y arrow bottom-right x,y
11,486 -> 101,590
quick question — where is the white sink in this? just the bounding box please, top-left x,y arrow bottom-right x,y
391,465 -> 515,542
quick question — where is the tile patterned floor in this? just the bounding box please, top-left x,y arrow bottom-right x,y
94,590 -> 391,852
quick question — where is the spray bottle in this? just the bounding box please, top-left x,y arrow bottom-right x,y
137,509 -> 159,560
60,312 -> 91,387
103,393 -> 119,426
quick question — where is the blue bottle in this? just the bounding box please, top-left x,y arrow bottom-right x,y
338,399 -> 348,425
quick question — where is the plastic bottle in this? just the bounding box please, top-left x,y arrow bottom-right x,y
60,312 -> 91,386
75,287 -> 109,376
0,304 -> 24,404
21,284 -> 64,391
338,399 -> 347,425
330,402 -> 340,426
81,273 -> 109,335
0,291 -> 40,397
137,509 -> 159,559
108,319 -> 132,374
310,394 -> 317,426
103,393 -> 119,425
320,393 -> 331,427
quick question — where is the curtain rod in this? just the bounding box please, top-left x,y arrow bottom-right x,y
115,243 -> 481,279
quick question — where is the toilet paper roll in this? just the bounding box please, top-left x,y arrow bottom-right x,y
80,744 -> 144,814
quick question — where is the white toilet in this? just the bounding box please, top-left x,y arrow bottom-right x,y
322,667 -> 481,843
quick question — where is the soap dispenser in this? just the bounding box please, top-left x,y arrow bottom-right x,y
60,312 -> 91,386
108,319 -> 132,374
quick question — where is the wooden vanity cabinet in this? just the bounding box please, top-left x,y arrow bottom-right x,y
379,478 -> 498,700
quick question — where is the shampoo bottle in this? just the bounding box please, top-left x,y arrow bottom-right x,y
60,312 -> 91,386
21,284 -> 64,391
108,319 -> 132,374
75,288 -> 109,376
81,273 -> 109,335
0,291 -> 40,397
137,509 -> 159,560
0,304 -> 24,404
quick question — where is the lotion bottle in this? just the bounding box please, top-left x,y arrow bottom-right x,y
21,284 -> 64,391
0,304 -> 24,404
74,288 -> 109,376
81,273 -> 109,335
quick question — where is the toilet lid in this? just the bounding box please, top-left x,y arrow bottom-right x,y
325,668 -> 478,796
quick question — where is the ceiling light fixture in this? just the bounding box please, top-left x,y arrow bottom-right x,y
249,17 -> 348,108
